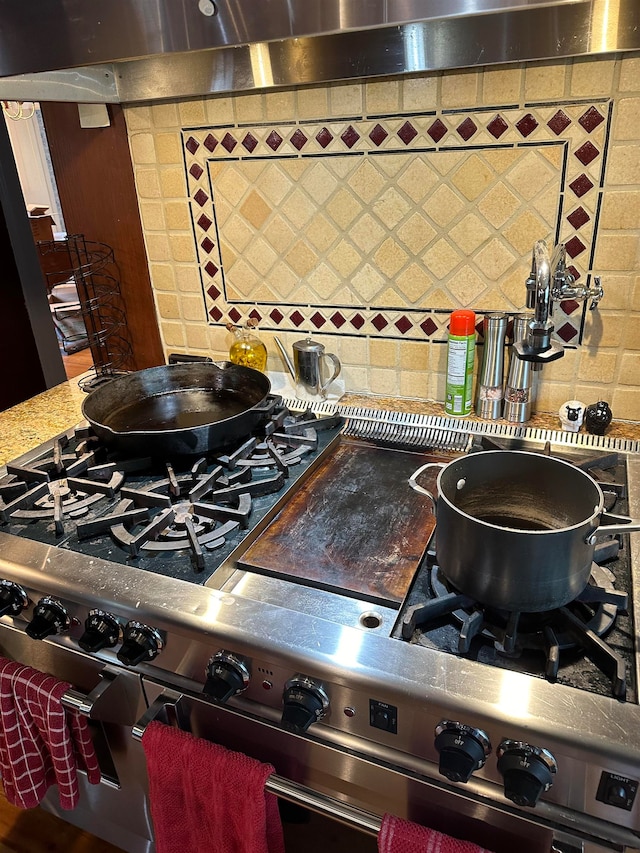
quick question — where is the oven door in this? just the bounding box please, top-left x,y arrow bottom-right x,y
134,679 -> 637,853
0,623 -> 154,853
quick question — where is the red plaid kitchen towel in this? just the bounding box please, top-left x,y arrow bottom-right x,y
0,657 -> 101,809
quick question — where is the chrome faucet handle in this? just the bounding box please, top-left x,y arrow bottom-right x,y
551,275 -> 604,308
588,276 -> 604,310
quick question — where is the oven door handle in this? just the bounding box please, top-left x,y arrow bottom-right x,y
60,664 -> 122,717
131,688 -> 188,740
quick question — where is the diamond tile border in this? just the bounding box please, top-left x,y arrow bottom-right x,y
183,101 -> 611,344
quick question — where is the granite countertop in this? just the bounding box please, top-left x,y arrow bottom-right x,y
0,376 -> 638,468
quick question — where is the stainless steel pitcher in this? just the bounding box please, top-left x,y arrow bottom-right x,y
292,338 -> 341,401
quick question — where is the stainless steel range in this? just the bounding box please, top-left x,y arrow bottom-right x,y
0,398 -> 638,853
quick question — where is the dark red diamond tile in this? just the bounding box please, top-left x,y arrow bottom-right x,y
204,261 -> 218,277
228,307 -> 242,323
209,306 -> 223,321
547,110 -> 571,135
579,106 -> 605,133
369,124 -> 388,146
569,174 -> 594,197
197,214 -> 212,231
290,129 -> 308,150
568,264 -> 580,281
559,299 -> 580,315
575,141 -> 599,166
456,118 -> 477,141
201,237 -> 215,254
242,132 -> 258,153
398,121 -> 418,145
420,317 -> 438,336
516,113 -> 538,137
341,125 -> 360,149
427,119 -> 447,143
311,311 -> 326,328
567,207 -> 590,229
189,163 -> 204,180
557,322 -> 578,343
565,236 -> 586,258
372,314 -> 388,332
487,115 -> 508,138
204,134 -> 218,152
221,133 -> 237,153
194,189 -> 209,207
185,136 -> 200,155
350,313 -> 365,330
331,312 -> 346,328
316,127 -> 333,148
266,130 -> 283,151
207,284 -> 221,300
249,309 -> 261,321
270,309 -> 284,324
290,310 -> 305,327
395,316 -> 413,334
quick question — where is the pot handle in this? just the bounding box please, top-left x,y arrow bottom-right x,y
597,511 -> 640,536
408,462 -> 446,512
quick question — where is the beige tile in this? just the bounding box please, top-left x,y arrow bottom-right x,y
570,57 -> 615,97
151,102 -> 179,129
145,233 -> 171,261
330,82 -> 363,116
474,239 -> 517,278
155,133 -> 182,165
611,386 -> 640,420
482,66 -> 521,105
351,263 -> 386,301
159,167 -> 187,198
402,74 -> 438,112
150,263 -> 176,292
139,201 -> 165,231
307,263 -> 341,299
599,191 -> 640,230
447,265 -> 487,306
285,241 -> 319,277
450,214 -> 491,255
328,240 -> 361,277
503,210 -> 549,255
204,95 -> 235,124
395,264 -> 434,304
125,106 -> 152,131
305,214 -> 340,252
129,133 -> 156,165
422,239 -> 461,279
397,214 -> 436,255
373,238 -> 409,278
180,294 -> 207,322
178,99 -> 207,127
370,338 -> 398,368
175,265 -> 202,292
365,79 -> 401,115
239,190 -> 272,229
185,324 -> 211,351
478,182 -> 520,228
619,55 -> 640,92
369,367 -> 399,395
234,92 -> 265,123
164,201 -> 191,231
605,143 -> 640,186
450,155 -> 494,201
169,234 -> 197,263
161,321 -> 186,348
441,69 -> 480,109
618,351 -> 640,384
342,365 -> 369,393
134,168 -> 162,199
613,97 -> 640,141
156,292 -> 180,319
347,159 -> 387,204
400,370 -> 429,400
632,276 -> 640,311
577,349 -> 617,383
594,235 -> 639,271
400,340 -> 431,371
297,85 -> 330,119
265,88 -> 296,121
622,316 -> 640,349
524,60 -> 567,102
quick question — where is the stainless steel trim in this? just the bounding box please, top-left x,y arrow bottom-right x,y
1,1 -> 640,103
61,666 -> 119,716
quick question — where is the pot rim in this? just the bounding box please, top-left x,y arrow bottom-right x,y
435,450 -> 604,535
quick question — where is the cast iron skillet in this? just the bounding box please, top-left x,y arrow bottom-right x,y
81,361 -> 271,457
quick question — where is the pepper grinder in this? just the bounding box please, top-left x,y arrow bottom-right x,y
475,313 -> 508,419
504,312 -> 535,423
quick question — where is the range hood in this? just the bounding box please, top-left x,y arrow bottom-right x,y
1,0 -> 639,104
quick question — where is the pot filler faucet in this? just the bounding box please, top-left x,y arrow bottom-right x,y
514,239 -> 604,364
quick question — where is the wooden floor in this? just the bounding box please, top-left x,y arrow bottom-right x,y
61,347 -> 94,381
0,787 -> 377,852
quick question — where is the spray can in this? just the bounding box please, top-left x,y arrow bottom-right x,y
444,309 -> 476,416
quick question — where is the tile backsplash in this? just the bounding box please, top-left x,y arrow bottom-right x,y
125,55 -> 640,421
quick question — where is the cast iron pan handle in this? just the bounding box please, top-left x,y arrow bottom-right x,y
167,353 -> 213,364
408,462 -> 446,512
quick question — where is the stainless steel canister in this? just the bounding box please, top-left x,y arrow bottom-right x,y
475,313 -> 507,419
504,312 -> 534,423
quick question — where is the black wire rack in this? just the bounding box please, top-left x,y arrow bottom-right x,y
37,234 -> 133,391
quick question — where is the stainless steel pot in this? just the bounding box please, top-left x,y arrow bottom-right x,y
409,450 -> 640,612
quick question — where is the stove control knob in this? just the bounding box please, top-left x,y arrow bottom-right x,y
281,675 -> 329,733
497,740 -> 557,807
117,621 -> 164,667
0,580 -> 28,618
25,597 -> 70,640
203,651 -> 250,703
79,610 -> 121,653
434,721 -> 491,783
